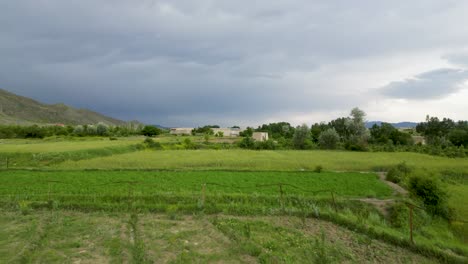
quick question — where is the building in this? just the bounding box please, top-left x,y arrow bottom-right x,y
212,128 -> 242,137
412,136 -> 426,145
169,128 -> 194,135
252,132 -> 269,142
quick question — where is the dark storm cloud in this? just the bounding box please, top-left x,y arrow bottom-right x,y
380,68 -> 468,100
1,1 -> 468,125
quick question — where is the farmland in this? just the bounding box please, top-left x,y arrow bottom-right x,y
1,136 -> 468,263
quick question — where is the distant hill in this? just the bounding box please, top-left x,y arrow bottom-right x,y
365,121 -> 418,129
0,88 -> 129,126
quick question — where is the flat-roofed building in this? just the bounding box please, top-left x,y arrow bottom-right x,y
252,132 -> 269,142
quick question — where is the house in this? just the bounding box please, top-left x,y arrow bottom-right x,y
412,136 -> 426,145
170,128 -> 194,135
252,132 -> 269,142
212,127 -> 242,137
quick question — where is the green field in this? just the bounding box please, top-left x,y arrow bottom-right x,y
0,170 -> 392,198
54,149 -> 468,172
1,137 -> 468,263
0,137 -> 142,153
0,210 -> 437,264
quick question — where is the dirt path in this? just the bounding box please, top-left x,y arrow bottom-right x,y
351,172 -> 408,216
376,172 -> 408,196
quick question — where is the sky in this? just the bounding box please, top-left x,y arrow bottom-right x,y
1,1 -> 468,127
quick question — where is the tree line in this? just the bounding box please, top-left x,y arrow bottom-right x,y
0,123 -> 162,138
238,108 -> 467,157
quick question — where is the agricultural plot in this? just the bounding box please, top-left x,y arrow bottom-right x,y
55,149 -> 468,172
1,139 -> 467,263
0,210 -> 437,264
0,170 -> 467,263
0,137 -> 142,153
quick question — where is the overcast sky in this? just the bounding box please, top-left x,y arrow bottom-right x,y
1,1 -> 468,127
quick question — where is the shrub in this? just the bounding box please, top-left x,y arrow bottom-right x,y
239,137 -> 255,149
143,137 -> 162,149
386,167 -> 403,183
385,162 -> 412,183
314,165 -> 323,173
388,202 -> 409,228
408,174 -> 452,219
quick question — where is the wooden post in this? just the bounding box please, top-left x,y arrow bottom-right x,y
279,184 -> 284,211
409,204 -> 414,244
6,157 -> 8,169
48,182 -> 51,201
331,191 -> 337,213
201,183 -> 206,207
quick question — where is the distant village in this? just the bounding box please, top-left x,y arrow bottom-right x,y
170,127 -> 269,141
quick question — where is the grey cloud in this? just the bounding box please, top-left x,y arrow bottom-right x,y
380,68 -> 468,100
444,52 -> 468,67
1,1 -> 468,126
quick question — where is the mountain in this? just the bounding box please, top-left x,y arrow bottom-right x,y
0,88 -> 128,126
365,121 -> 418,129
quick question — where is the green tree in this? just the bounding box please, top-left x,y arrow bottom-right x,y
318,128 -> 340,149
96,122 -> 109,136
292,124 -> 311,149
141,126 -> 161,137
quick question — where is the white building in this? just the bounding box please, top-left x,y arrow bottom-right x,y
169,128 -> 194,135
252,132 -> 269,142
212,128 -> 242,137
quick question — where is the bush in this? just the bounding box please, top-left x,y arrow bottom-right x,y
385,162 -> 412,183
314,165 -> 323,173
143,137 -> 162,149
386,167 -> 403,183
239,137 -> 255,149
408,174 -> 452,219
318,128 -> 340,149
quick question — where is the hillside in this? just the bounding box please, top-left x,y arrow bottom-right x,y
0,89 -> 128,126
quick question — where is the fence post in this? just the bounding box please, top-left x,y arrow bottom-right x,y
48,182 -> 51,201
409,204 -> 414,244
127,182 -> 134,209
201,183 -> 206,207
279,184 -> 284,211
6,157 -> 8,169
331,191 -> 337,213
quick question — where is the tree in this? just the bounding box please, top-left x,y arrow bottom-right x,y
240,127 -> 254,137
311,122 -> 329,143
292,124 -> 311,149
318,128 -> 340,149
344,107 -> 369,150
141,125 -> 161,137
96,122 -> 109,136
73,125 -> 84,136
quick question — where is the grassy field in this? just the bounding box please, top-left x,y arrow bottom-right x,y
0,210 -> 438,264
1,137 -> 468,263
55,149 -> 468,173
0,170 -> 392,198
0,137 -> 142,153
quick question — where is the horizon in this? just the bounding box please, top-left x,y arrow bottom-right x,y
1,1 -> 468,126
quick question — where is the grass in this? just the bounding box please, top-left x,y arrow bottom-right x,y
0,136 -> 142,153
0,170 -> 392,198
0,210 -> 440,264
0,170 -> 466,262
1,137 -> 467,262
54,149 -> 468,172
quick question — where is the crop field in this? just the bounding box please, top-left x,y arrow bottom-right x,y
0,137 -> 142,153
1,137 -> 468,263
0,210 -> 438,264
54,149 -> 468,172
